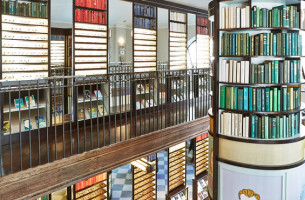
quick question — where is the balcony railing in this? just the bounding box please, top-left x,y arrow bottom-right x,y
0,69 -> 212,176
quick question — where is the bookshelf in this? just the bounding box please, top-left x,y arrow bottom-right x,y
169,10 -> 187,71
74,172 -> 109,200
1,0 -> 50,80
192,171 -> 208,200
50,35 -> 65,68
195,133 -> 209,176
133,3 -> 157,72
212,0 -> 305,199
196,16 -> 210,69
73,0 -> 108,76
132,155 -> 157,200
167,142 -> 186,194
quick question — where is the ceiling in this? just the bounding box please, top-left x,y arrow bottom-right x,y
51,0 -> 208,28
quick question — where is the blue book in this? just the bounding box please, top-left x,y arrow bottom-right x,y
243,88 -> 249,111
249,88 -> 253,111
232,33 -> 236,55
273,88 -> 278,112
233,87 -> 238,110
251,116 -> 256,138
277,90 -> 281,112
274,60 -> 279,83
265,88 -> 270,112
257,88 -> 262,111
273,34 -> 277,56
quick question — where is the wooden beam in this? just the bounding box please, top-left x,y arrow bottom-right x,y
0,117 -> 209,200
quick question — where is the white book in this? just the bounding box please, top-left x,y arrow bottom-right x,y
236,7 -> 241,28
241,61 -> 245,83
227,113 -> 232,135
245,117 -> 249,137
220,60 -> 225,82
236,62 -> 241,83
225,7 -> 229,29
233,61 -> 237,83
225,62 -> 229,82
233,7 -> 237,28
242,117 -> 246,137
234,114 -> 238,136
223,112 -> 228,135
246,6 -> 250,27
220,8 -> 224,29
221,113 -> 224,134
229,60 -> 233,82
231,114 -> 235,136
244,61 -> 250,83
241,8 -> 245,28
238,114 -> 243,137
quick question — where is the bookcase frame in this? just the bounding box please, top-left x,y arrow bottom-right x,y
212,0 -> 305,199
1,0 -> 51,80
72,0 -> 109,76
131,155 -> 157,200
168,10 -> 188,71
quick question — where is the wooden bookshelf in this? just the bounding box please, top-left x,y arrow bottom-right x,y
169,10 -> 187,71
167,142 -> 186,193
73,0 -> 108,76
132,155 -> 157,200
1,0 -> 50,80
196,16 -> 210,69
133,3 -> 157,72
74,172 -> 109,200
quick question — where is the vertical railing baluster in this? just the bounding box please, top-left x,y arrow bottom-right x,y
9,85 -> 12,173
37,80 -> 41,165
18,81 -> 22,170
96,80 -> 99,148
62,78 -> 65,158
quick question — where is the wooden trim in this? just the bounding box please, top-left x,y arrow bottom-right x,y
217,158 -> 305,170
123,0 -> 208,16
0,116 -> 209,200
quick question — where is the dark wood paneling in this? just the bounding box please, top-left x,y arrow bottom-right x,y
0,117 -> 209,200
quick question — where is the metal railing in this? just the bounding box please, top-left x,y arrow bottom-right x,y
0,69 -> 212,176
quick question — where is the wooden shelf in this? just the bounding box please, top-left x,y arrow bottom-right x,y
75,6 -> 107,12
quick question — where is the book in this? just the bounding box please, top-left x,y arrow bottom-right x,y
78,109 -> 86,120
94,90 -> 103,99
97,105 -> 105,116
3,121 -> 10,133
35,115 -> 46,128
25,95 -> 37,108
87,107 -> 97,118
14,98 -> 25,109
220,5 -> 250,29
23,118 -> 32,130
84,90 -> 91,100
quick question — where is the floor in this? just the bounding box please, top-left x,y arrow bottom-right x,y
111,146 -> 195,200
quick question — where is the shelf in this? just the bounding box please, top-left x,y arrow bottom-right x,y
220,104 -> 305,115
219,27 -> 301,32
219,55 -> 301,59
219,82 -> 305,87
75,6 -> 107,12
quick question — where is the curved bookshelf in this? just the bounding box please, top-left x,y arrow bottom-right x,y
218,81 -> 305,87
219,104 -> 305,115
219,27 -> 302,31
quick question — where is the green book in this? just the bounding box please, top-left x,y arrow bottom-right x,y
251,65 -> 255,83
258,117 -> 262,139
271,61 -> 275,83
220,86 -> 226,108
262,116 -> 265,139
265,63 -> 269,83
276,116 -> 280,138
274,61 -> 279,84
249,88 -> 253,111
230,87 -> 234,109
257,88 -> 262,111
265,88 -> 270,112
272,118 -> 276,139
283,115 -> 287,138
291,114 -> 295,136
261,88 -> 265,111
225,87 -> 231,109
280,118 -> 283,138
261,64 -> 265,83
277,90 -> 281,112
251,116 -> 256,138
233,87 -> 238,109
270,90 -> 273,112
265,116 -> 269,139
253,88 -> 256,111
288,114 -> 292,137
273,88 -> 278,112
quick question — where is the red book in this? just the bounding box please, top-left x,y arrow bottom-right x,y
81,9 -> 85,22
88,10 -> 92,23
103,13 -> 107,24
93,0 -> 97,9
96,0 -> 101,9
80,0 -> 85,7
98,12 -> 102,24
84,9 -> 88,23
102,0 -> 106,10
75,0 -> 80,6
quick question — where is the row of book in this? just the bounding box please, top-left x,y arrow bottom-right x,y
3,115 -> 46,133
136,83 -> 154,94
136,99 -> 155,109
170,22 -> 186,33
221,32 -> 302,56
134,17 -> 156,30
2,0 -> 48,18
78,105 -> 106,120
75,0 -> 107,10
197,16 -> 209,27
252,5 -> 299,28
219,60 -> 250,83
170,11 -> 186,23
75,8 -> 107,25
220,60 -> 300,84
134,3 -> 156,18
197,26 -> 208,35
220,112 -> 300,139
220,86 -> 301,112
75,173 -> 107,191
219,6 -> 250,29
251,60 -> 300,84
